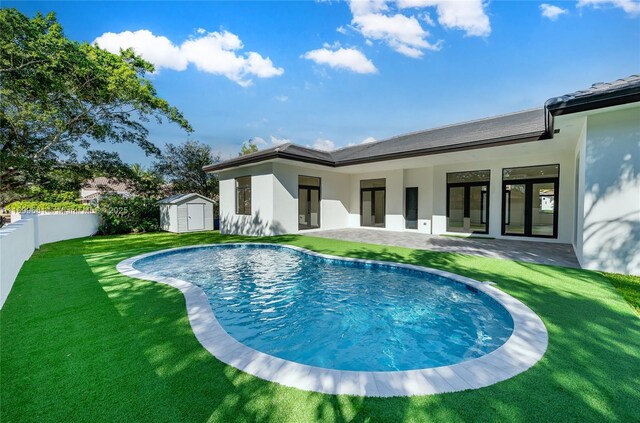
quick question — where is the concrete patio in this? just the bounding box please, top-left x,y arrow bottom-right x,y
307,228 -> 580,268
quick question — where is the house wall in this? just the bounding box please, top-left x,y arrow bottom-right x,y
582,107 -> 640,274
428,151 -> 576,242
272,163 -> 351,233
347,169 -> 405,230
219,163 -> 278,235
572,118 -> 588,266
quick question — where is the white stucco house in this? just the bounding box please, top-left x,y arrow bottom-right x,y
205,75 -> 640,275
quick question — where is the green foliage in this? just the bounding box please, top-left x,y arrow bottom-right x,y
127,163 -> 165,198
0,9 -> 191,203
5,200 -> 93,213
96,194 -> 159,235
153,141 -> 220,211
239,139 -> 259,156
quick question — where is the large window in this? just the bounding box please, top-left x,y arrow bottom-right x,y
235,176 -> 251,215
446,170 -> 490,234
298,176 -> 321,230
361,179 -> 386,227
502,164 -> 559,238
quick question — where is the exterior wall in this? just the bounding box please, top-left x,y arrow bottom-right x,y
272,163 -> 351,233
177,203 -> 188,233
404,167 -> 434,229
348,169 -> 405,230
572,119 -> 588,266
0,213 -> 101,308
429,151 -> 576,242
582,107 -> 640,274
159,205 -> 172,232
219,163 -> 277,235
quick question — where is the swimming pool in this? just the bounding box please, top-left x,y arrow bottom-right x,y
118,243 -> 548,396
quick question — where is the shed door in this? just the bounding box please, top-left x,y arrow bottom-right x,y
187,203 -> 205,230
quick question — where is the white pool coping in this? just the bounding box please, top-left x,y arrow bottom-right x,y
116,243 -> 548,397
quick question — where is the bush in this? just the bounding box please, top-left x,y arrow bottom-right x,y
6,201 -> 93,213
97,195 -> 160,235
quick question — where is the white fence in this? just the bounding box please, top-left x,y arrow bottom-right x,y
0,213 -> 101,308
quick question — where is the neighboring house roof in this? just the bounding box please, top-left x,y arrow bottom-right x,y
204,74 -> 639,173
157,193 -> 217,205
82,177 -> 130,193
546,74 -> 640,116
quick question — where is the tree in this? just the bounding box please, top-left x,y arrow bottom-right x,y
0,9 -> 192,205
153,141 -> 220,200
126,163 -> 164,198
239,139 -> 259,156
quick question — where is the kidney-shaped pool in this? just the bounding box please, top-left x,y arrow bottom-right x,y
118,243 -> 548,396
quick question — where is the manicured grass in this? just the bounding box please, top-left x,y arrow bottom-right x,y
602,272 -> 640,314
1,231 -> 639,422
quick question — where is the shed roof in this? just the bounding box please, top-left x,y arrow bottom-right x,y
157,193 -> 216,205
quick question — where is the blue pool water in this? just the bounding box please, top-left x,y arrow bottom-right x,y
134,244 -> 514,371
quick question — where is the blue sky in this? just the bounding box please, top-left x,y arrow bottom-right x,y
7,1 -> 640,165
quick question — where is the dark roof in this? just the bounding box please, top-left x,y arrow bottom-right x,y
204,109 -> 546,172
204,74 -> 639,172
331,108 -> 546,165
546,74 -> 640,116
203,144 -> 334,172
157,193 -> 216,205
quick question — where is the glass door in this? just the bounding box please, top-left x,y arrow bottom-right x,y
405,187 -> 418,229
360,179 -> 386,227
502,165 -> 559,238
298,176 -> 321,230
446,170 -> 490,234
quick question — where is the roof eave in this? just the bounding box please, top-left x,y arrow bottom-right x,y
546,88 -> 640,116
334,131 -> 548,167
203,151 -> 335,173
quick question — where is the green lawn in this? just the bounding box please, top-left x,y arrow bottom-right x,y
1,231 -> 639,422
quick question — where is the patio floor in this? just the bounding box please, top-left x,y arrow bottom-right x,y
308,228 -> 580,268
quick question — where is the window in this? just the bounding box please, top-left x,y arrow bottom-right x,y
235,176 -> 251,215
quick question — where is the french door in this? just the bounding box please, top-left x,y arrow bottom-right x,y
446,182 -> 489,234
361,188 -> 385,227
502,178 -> 558,238
298,177 -> 321,230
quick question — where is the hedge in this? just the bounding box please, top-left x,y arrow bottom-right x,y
5,201 -> 94,213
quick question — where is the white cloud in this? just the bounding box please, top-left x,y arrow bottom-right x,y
94,30 -> 187,71
361,136 -> 377,144
94,29 -> 283,86
302,47 -> 378,73
337,25 -> 349,34
577,0 -> 640,16
540,4 -> 568,20
313,138 -> 336,151
252,136 -> 267,146
270,135 -> 291,145
344,0 -> 490,58
352,12 -> 442,57
274,95 -> 289,102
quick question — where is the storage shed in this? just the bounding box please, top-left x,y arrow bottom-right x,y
158,193 -> 216,233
